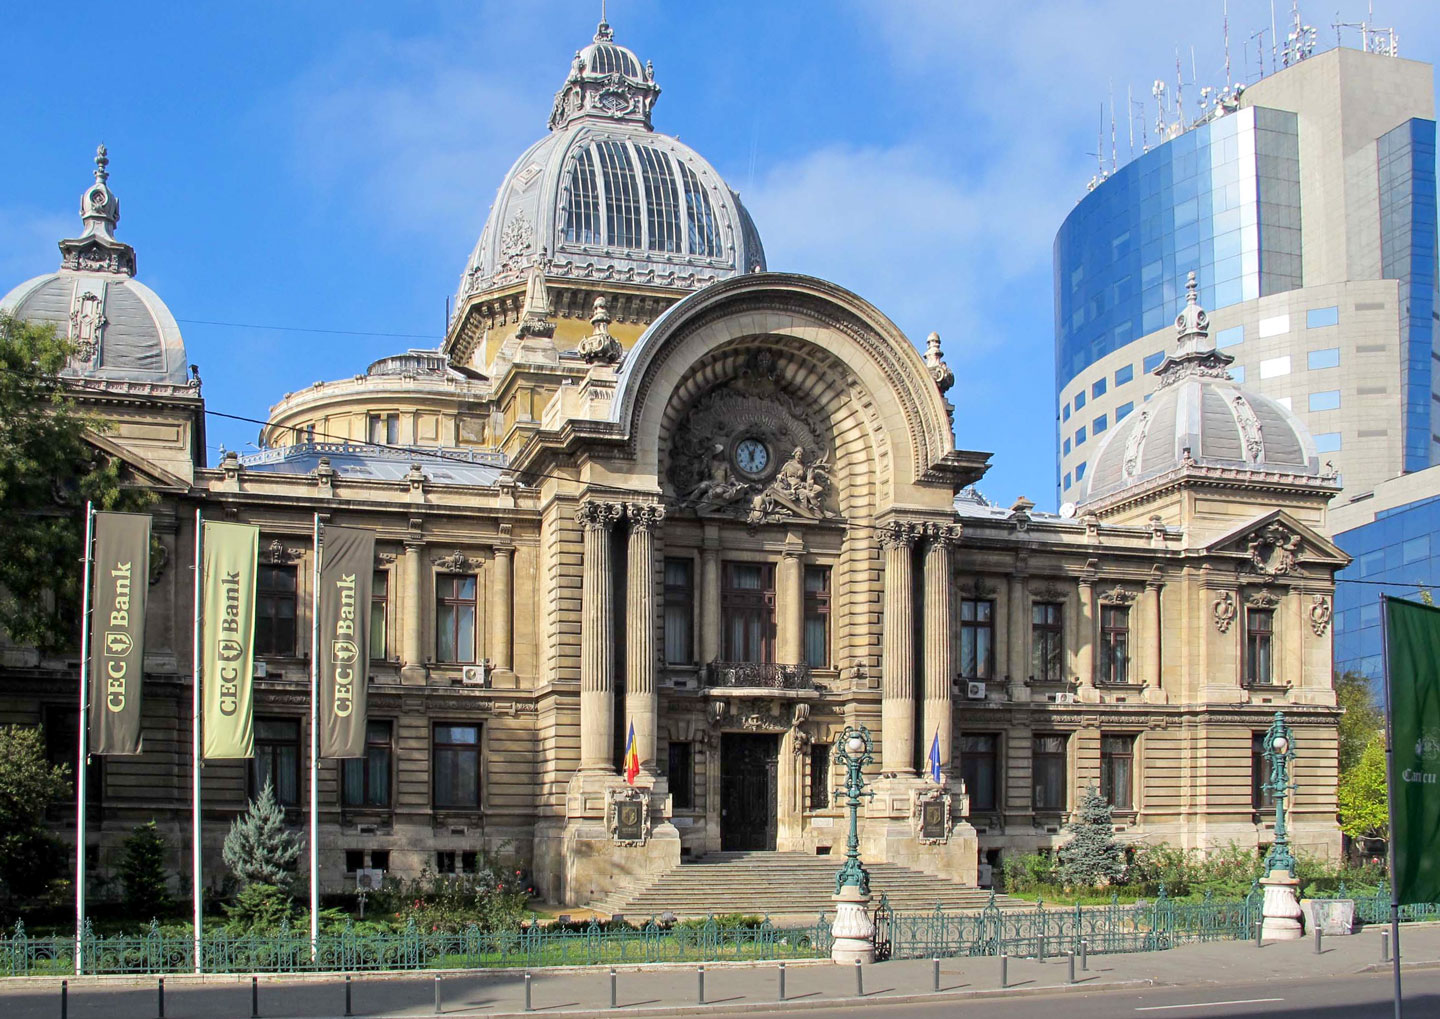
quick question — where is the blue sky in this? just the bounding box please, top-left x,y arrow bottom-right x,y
3,1 -> 1438,508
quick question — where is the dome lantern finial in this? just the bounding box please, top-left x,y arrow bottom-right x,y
58,143 -> 135,277
93,144 -> 110,184
1152,271 -> 1230,388
548,16 -> 660,131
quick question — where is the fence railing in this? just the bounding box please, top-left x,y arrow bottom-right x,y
2,915 -> 833,976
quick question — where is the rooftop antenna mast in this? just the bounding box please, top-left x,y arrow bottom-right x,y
1128,83 -> 1136,159
1248,28 -> 1268,81
1110,83 -> 1117,174
1175,49 -> 1185,128
1271,0 -> 1279,75
1224,0 -> 1232,87
1152,79 -> 1167,144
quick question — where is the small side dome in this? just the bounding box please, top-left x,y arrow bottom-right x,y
1078,273 -> 1321,505
0,146 -> 191,389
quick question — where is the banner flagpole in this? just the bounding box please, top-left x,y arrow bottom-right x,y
191,508 -> 204,973
1380,594 -> 1402,1019
75,501 -> 95,976
309,513 -> 321,959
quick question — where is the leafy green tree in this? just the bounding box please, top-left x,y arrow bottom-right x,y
0,725 -> 71,900
1338,731 -> 1389,843
0,314 -> 149,651
1335,670 -> 1383,772
1057,786 -> 1125,887
118,821 -> 172,919
222,779 -> 300,889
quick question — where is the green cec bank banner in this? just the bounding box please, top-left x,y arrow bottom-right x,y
202,521 -> 258,759
89,511 -> 152,755
1385,596 -> 1440,906
317,525 -> 374,758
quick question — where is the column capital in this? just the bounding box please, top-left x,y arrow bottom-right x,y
626,502 -> 666,532
577,500 -> 625,531
923,521 -> 963,547
878,520 -> 924,549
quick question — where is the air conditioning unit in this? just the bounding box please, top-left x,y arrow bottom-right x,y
1048,691 -> 1077,705
966,681 -> 987,700
355,868 -> 384,891
253,661 -> 267,678
461,664 -> 486,686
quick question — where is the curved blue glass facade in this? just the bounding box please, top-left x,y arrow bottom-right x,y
1054,107 -> 1302,392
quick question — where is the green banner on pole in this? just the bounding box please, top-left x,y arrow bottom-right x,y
1384,596 -> 1440,906
201,521 -> 258,759
317,526 -> 374,758
89,511 -> 151,755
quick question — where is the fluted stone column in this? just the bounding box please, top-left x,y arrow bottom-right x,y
778,544 -> 805,665
400,541 -> 425,684
1007,570 -> 1027,684
922,526 -> 959,782
578,501 -> 622,774
1077,575 -> 1096,690
700,525 -> 721,666
1144,574 -> 1163,690
490,545 -> 514,672
626,504 -> 664,778
880,522 -> 919,776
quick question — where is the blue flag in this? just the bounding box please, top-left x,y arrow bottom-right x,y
928,730 -> 942,784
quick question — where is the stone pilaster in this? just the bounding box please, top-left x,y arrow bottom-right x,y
400,541 -> 425,685
626,503 -> 664,778
880,521 -> 920,776
578,500 -> 623,774
699,524 -> 721,665
922,525 -> 959,784
778,537 -> 805,665
489,544 -> 514,674
1077,570 -> 1097,697
1144,570 -> 1165,703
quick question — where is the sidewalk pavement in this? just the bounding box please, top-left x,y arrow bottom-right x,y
2,922 -> 1436,1018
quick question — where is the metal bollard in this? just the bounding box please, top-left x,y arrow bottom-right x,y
1068,951 -> 1076,984
433,973 -> 441,1015
854,958 -> 863,997
251,975 -> 259,1018
61,980 -> 67,1019
698,965 -> 706,1005
933,957 -> 940,992
778,962 -> 786,1002
1382,930 -> 1391,963
1000,953 -> 1008,989
524,972 -> 532,1012
157,977 -> 165,1019
1080,939 -> 1089,971
609,967 -> 617,1009
1315,925 -> 1323,954
345,974 -> 353,1017
1038,934 -> 1046,962
1254,919 -> 1263,947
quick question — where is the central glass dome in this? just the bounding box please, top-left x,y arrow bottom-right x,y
455,19 -> 765,303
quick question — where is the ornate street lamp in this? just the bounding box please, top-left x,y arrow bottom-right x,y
830,724 -> 876,963
1258,710 -> 1303,941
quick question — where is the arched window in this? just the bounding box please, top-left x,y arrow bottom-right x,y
679,161 -> 721,257
596,140 -> 642,249
636,145 -> 682,253
564,148 -> 602,245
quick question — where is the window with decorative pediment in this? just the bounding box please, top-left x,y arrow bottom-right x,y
1099,606 -> 1130,685
1246,607 -> 1275,686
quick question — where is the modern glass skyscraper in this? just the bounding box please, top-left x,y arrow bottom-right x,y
1053,46 -> 1436,504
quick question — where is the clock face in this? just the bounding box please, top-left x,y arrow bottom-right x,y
735,438 -> 770,475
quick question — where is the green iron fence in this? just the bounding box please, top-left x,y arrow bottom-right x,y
1343,882 -> 1440,925
2,915 -> 833,976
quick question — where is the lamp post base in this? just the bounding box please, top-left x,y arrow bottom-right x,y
830,886 -> 875,964
1260,869 -> 1303,941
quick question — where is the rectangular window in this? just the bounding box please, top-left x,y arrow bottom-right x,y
1258,314 -> 1290,338
1033,734 -> 1067,811
1063,472 -> 1071,490
722,562 -> 776,662
959,598 -> 995,679
1076,425 -> 1087,446
1116,401 -> 1134,421
345,850 -> 364,873
1246,608 -> 1274,686
1075,461 -> 1087,481
809,743 -> 832,809
371,850 -> 389,871
1259,355 -> 1292,379
1093,414 -> 1108,434
804,566 -> 831,668
1099,605 -> 1130,685
1062,403 -> 1071,422
1092,378 -> 1107,398
1100,734 -> 1135,811
255,565 -> 297,656
1315,432 -> 1342,452
1404,536 -> 1430,564
370,570 -> 389,660
663,558 -> 694,664
960,734 -> 998,812
1216,325 -> 1244,349
253,717 -> 301,806
435,574 -> 477,664
1306,306 -> 1339,328
1308,348 -> 1340,370
1231,365 -> 1247,383
432,724 -> 481,810
367,413 -> 399,445
1115,364 -> 1134,386
1031,603 -> 1064,681
342,719 -> 393,808
1074,391 -> 1087,410
1252,733 -> 1276,810
667,742 -> 694,810
1063,437 -> 1071,455
1309,390 -> 1341,412
1143,351 -> 1165,373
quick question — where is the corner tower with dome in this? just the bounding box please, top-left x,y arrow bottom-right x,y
0,20 -> 1346,914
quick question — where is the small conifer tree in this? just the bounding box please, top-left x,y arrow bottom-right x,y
1057,786 -> 1125,887
119,820 -> 172,918
223,778 -> 300,889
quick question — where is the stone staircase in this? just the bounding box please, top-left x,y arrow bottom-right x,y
589,851 -> 1021,919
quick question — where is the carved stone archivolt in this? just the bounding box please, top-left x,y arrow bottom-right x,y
1247,523 -> 1302,576
1310,595 -> 1333,636
1213,591 -> 1237,633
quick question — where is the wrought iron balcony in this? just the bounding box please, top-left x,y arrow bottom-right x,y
704,661 -> 814,690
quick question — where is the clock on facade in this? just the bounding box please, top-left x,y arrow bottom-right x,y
734,437 -> 770,476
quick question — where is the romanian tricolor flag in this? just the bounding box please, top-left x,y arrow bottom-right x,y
623,721 -> 640,785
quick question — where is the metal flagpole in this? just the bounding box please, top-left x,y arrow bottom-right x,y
191,508 -> 204,974
309,513 -> 321,959
75,501 -> 95,976
1379,594 -> 1402,1019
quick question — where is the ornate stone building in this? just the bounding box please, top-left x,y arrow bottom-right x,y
0,20 -> 1343,907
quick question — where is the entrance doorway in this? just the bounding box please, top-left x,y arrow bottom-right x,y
720,732 -> 779,851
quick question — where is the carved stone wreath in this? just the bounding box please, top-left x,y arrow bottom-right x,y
606,786 -> 652,847
1098,585 -> 1139,606
1310,595 -> 1333,637
911,788 -> 954,845
1247,523 -> 1302,576
1213,591 -> 1237,633
1246,589 -> 1282,609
